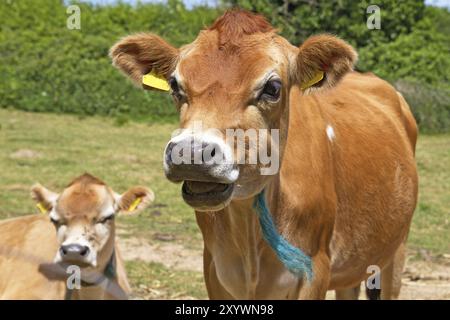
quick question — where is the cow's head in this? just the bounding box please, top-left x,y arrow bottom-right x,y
31,173 -> 153,267
110,10 -> 356,211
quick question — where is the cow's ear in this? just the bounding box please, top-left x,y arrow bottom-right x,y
294,34 -> 357,94
31,184 -> 59,214
109,33 -> 179,87
115,186 -> 154,215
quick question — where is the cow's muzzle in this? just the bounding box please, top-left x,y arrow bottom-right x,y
59,244 -> 91,266
164,134 -> 239,211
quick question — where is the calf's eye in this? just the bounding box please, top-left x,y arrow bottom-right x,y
98,215 -> 114,224
50,217 -> 63,226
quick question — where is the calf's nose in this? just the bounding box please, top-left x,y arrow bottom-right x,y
60,244 -> 90,261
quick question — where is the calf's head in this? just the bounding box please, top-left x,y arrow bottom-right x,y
31,173 -> 153,267
110,10 -> 356,211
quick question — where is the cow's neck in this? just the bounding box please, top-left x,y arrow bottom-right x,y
70,255 -> 115,299
196,178 -> 294,299
197,196 -> 261,298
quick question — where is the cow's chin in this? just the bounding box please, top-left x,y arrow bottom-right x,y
181,172 -> 271,211
231,168 -> 272,200
54,252 -> 97,269
182,181 -> 234,212
39,259 -> 97,282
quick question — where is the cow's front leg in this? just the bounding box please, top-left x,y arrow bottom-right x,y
297,250 -> 331,299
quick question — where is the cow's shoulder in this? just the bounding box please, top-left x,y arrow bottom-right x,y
0,214 -> 56,258
0,215 -> 61,299
306,72 -> 410,133
335,72 -> 402,113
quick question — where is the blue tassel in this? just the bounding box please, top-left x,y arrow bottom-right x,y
253,190 -> 313,281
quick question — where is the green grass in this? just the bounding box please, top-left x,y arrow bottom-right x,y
0,108 -> 449,298
410,134 -> 450,254
126,261 -> 207,299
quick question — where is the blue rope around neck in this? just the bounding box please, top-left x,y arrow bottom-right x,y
253,190 -> 313,281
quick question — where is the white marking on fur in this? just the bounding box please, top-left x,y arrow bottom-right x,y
201,132 -> 239,183
326,125 -> 335,142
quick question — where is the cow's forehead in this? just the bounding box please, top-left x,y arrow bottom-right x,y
57,183 -> 111,218
178,31 -> 286,95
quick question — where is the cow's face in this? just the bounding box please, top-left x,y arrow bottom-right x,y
110,10 -> 356,211
31,174 -> 153,267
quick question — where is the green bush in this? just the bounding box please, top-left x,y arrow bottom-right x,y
358,7 -> 450,88
0,0 -> 218,121
395,80 -> 450,134
357,6 -> 450,134
227,0 -> 426,48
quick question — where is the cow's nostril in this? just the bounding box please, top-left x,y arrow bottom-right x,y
200,142 -> 219,163
79,246 -> 89,257
165,142 -> 175,165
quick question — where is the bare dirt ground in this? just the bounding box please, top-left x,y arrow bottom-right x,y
400,260 -> 450,299
119,237 -> 203,272
119,236 -> 450,300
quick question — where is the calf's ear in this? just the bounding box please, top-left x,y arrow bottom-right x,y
31,184 -> 59,214
116,186 -> 154,215
109,33 -> 179,87
294,34 -> 357,93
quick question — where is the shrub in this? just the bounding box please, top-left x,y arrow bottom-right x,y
395,80 -> 450,134
0,0 -> 218,121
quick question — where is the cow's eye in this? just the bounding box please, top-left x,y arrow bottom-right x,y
169,77 -> 183,100
260,79 -> 282,101
98,215 -> 114,224
169,77 -> 179,92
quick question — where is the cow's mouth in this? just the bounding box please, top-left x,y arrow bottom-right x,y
182,180 -> 234,211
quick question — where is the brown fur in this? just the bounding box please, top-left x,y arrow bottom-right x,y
109,33 -> 179,85
30,184 -> 55,212
110,10 -> 418,300
0,215 -> 64,299
208,9 -> 274,51
67,172 -> 106,187
296,34 -> 358,91
118,186 -> 154,212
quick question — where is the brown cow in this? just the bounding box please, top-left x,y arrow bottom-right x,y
110,10 -> 418,299
0,173 -> 154,299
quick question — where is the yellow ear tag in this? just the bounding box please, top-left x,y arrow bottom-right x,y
301,71 -> 324,90
36,203 -> 48,214
142,71 -> 170,91
128,197 -> 142,212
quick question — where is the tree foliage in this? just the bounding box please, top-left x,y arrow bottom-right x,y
227,0 -> 426,47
